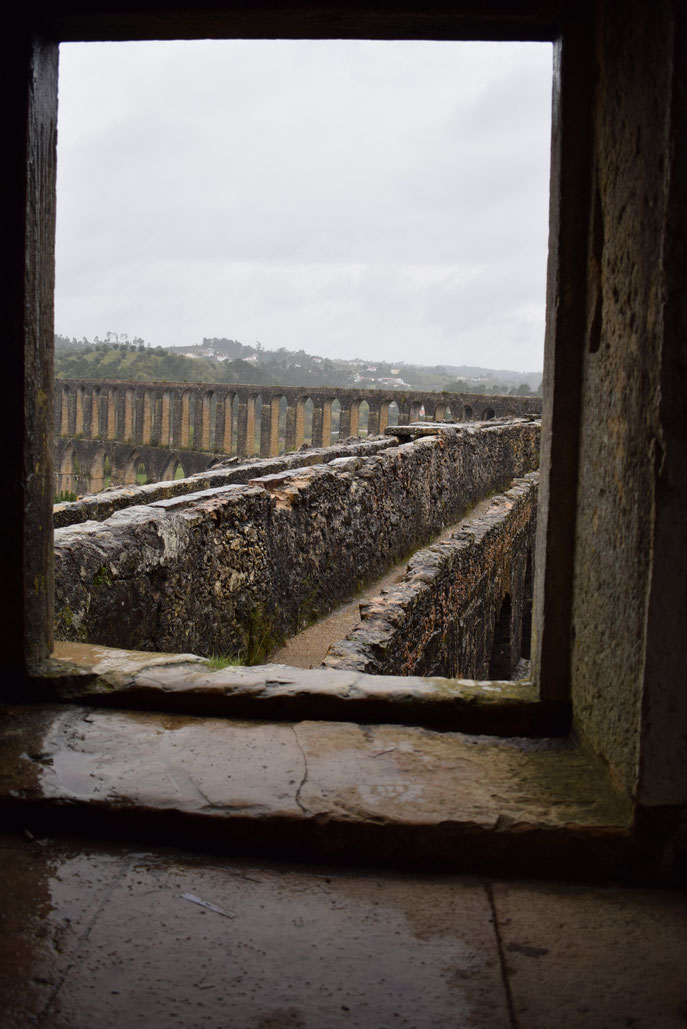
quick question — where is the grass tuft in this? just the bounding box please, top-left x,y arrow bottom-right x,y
206,653 -> 244,670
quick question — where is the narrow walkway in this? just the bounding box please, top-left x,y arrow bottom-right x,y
268,497 -> 495,668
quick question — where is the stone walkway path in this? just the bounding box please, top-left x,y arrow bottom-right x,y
268,496 -> 494,668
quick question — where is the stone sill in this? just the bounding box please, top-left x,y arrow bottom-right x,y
6,642 -> 659,880
34,642 -> 570,738
0,697 -> 632,881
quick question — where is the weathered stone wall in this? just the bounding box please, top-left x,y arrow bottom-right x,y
325,474 -> 538,680
54,437 -> 394,528
54,422 -> 539,661
569,0 -> 687,803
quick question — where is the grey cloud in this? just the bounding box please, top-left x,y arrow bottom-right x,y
55,39 -> 551,371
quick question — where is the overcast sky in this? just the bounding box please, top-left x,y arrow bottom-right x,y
55,39 -> 552,373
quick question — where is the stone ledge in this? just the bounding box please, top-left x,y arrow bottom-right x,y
0,703 -> 633,879
386,417 -> 539,441
53,423 -> 541,659
41,642 -> 570,737
54,436 -> 394,527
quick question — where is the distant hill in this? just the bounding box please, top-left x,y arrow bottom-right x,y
54,333 -> 542,396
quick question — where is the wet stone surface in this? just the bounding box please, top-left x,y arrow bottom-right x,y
0,704 -> 629,875
2,833 -> 685,1029
47,641 -> 561,737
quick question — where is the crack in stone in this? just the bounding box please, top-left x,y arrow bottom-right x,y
290,726 -> 311,816
39,854 -> 138,1022
485,882 -> 520,1029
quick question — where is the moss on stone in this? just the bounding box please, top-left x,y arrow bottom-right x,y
92,565 -> 112,590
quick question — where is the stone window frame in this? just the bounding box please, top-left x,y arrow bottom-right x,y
8,1 -> 591,714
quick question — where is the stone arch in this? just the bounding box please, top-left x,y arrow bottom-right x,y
303,397 -> 314,446
197,388 -> 213,451
58,443 -> 75,495
90,386 -> 102,438
230,394 -> 240,456
102,454 -> 113,490
88,446 -> 108,493
358,399 -> 370,436
262,394 -> 284,457
253,394 -> 264,455
135,459 -> 148,485
444,404 -> 454,421
481,407 -> 496,421
318,398 -> 334,447
347,399 -> 361,438
162,455 -> 186,482
189,392 -> 199,448
377,400 -> 390,434
105,387 -> 117,440
277,395 -> 288,454
75,385 -> 85,436
152,392 -> 163,446
208,391 -> 220,451
179,390 -> 192,448
216,391 -> 235,455
410,401 -> 425,422
59,384 -> 70,436
124,387 -> 135,442
387,400 -> 400,427
462,405 -> 473,421
142,389 -> 156,445
294,395 -> 313,448
489,593 -> 513,680
237,392 -> 261,457
330,398 -> 342,442
160,389 -> 173,447
123,449 -> 142,485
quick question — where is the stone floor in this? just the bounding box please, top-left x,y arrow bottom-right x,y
2,832 -> 686,1029
4,649 -> 683,1027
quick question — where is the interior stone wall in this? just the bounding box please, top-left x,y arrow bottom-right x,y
325,473 -> 538,680
570,0 -> 676,798
54,422 -> 539,661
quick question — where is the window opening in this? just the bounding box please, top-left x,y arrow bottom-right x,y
52,38 -> 551,677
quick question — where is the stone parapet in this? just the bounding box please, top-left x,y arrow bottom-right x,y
325,473 -> 538,680
54,421 -> 540,661
54,436 -> 393,527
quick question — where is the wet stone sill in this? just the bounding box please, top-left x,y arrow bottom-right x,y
29,642 -> 571,738
0,697 -> 631,879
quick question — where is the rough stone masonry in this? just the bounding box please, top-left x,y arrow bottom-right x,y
54,420 -> 540,663
326,473 -> 538,680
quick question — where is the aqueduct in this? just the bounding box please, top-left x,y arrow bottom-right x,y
54,377 -> 542,495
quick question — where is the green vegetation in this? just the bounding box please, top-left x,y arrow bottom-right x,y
92,565 -> 112,590
55,333 -> 542,395
54,490 -> 77,503
243,604 -> 283,665
205,653 -> 245,669
56,604 -> 75,633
